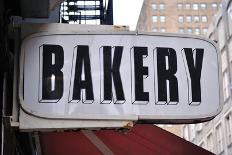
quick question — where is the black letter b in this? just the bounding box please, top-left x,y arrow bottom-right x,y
39,44 -> 64,102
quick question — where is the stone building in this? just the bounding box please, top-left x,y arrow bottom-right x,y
182,1 -> 232,154
136,0 -> 223,140
137,0 -> 221,35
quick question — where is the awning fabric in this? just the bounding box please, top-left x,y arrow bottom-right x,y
39,124 -> 214,155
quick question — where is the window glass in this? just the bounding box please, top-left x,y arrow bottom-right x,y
160,16 -> 166,22
187,28 -> 192,34
160,3 -> 165,10
183,126 -> 189,140
223,70 -> 229,101
194,16 -> 200,22
195,28 -> 200,35
200,142 -> 206,149
179,28 -> 184,33
207,133 -> 214,152
160,27 -> 166,32
178,15 -> 184,22
221,50 -> 228,72
177,3 -> 183,9
218,19 -> 226,50
152,4 -> 157,10
152,28 -> 158,32
192,3 -> 199,10
219,3 -> 222,8
152,16 -> 158,22
229,40 -> 232,62
200,3 -> 207,10
185,3 -> 191,10
189,124 -> 195,140
202,16 -> 208,22
202,28 -> 208,35
186,16 -> 192,22
225,113 -> 232,145
227,4 -> 232,36
216,124 -> 224,154
212,3 -> 218,9
228,40 -> 232,74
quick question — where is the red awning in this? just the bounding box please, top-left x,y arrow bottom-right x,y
40,124 -> 214,155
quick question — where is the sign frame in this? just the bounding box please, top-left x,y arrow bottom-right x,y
19,25 -> 223,124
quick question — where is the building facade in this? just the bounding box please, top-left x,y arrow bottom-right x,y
136,0 -> 221,35
182,1 -> 232,154
136,0 -> 222,138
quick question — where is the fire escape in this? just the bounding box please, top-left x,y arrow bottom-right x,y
60,0 -> 113,25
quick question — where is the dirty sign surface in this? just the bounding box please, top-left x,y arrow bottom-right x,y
20,32 -> 222,123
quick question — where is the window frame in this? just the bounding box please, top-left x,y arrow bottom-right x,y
160,15 -> 166,22
192,3 -> 199,10
152,15 -> 158,22
201,15 -> 208,22
159,3 -> 165,10
186,15 -> 192,22
152,4 -> 157,10
178,15 -> 184,23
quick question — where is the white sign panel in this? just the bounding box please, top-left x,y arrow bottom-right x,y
20,32 -> 222,123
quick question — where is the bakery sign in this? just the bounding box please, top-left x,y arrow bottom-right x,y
20,32 -> 222,123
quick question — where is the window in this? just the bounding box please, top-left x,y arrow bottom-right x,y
179,28 -> 184,33
159,3 -> 165,10
152,28 -> 158,32
227,5 -> 232,36
202,28 -> 208,35
223,70 -> 229,100
177,3 -> 183,9
183,126 -> 189,140
195,28 -> 200,35
178,15 -> 184,22
196,123 -> 203,132
199,142 -> 206,149
192,3 -> 199,10
152,4 -> 157,10
160,27 -> 166,32
207,133 -> 214,152
229,40 -> 232,66
201,16 -> 208,22
219,3 -> 223,8
221,50 -> 228,72
189,124 -> 195,141
187,28 -> 192,34
186,16 -> 192,22
218,19 -> 226,50
225,113 -> 232,145
200,3 -> 207,10
160,16 -> 166,22
152,16 -> 158,22
212,3 -> 218,9
194,16 -> 200,22
216,124 -> 224,154
185,3 -> 191,10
